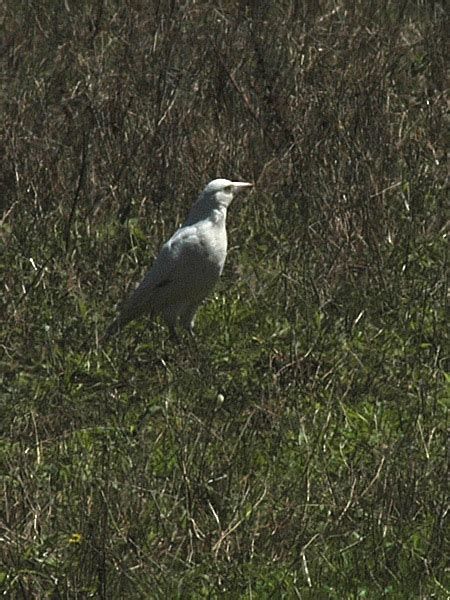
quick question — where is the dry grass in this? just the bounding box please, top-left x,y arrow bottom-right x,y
1,1 -> 448,598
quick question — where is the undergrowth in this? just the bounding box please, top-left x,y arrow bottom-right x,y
1,1 -> 448,598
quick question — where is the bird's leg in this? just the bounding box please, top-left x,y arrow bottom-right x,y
180,304 -> 198,337
187,328 -> 199,354
168,324 -> 180,342
187,324 -> 196,338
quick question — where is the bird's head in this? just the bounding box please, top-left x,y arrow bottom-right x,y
201,178 -> 253,210
184,178 -> 253,226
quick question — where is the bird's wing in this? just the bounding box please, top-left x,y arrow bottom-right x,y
143,224 -> 203,286
116,224 -> 201,322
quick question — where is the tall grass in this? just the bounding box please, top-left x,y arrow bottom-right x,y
1,1 -> 448,597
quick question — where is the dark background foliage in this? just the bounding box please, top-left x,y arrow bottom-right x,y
1,1 -> 448,597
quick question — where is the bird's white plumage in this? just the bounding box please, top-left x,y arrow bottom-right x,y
106,178 -> 252,338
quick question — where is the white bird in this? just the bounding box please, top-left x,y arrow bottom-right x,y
106,178 -> 253,339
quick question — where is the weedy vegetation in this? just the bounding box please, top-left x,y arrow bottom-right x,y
1,1 -> 448,598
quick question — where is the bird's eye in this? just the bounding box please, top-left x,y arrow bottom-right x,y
223,185 -> 233,193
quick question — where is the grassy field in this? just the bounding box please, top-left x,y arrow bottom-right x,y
1,1 -> 448,598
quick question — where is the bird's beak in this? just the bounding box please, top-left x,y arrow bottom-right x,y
232,182 -> 253,192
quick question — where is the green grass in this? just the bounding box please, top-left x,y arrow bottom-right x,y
1,1 -> 448,598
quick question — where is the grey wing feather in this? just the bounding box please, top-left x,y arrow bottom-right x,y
105,242 -> 176,337
105,224 -> 207,339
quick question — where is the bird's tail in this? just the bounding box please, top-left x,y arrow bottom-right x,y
102,318 -> 123,343
103,285 -> 155,343
102,304 -> 145,343
105,320 -> 119,338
